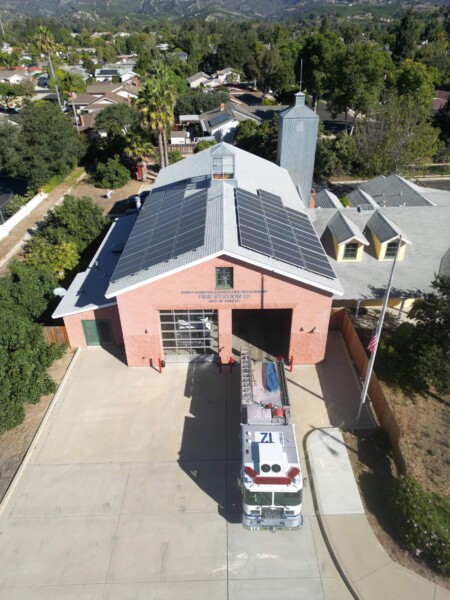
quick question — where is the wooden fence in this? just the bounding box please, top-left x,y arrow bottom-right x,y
329,309 -> 407,475
167,144 -> 195,156
44,326 -> 69,346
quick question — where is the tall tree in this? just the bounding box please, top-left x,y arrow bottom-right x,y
298,32 -> 344,111
354,92 -> 440,176
392,9 -> 422,60
136,64 -> 177,169
0,102 -> 84,191
50,70 -> 86,100
327,42 -> 393,123
34,26 -> 62,109
395,59 -> 436,108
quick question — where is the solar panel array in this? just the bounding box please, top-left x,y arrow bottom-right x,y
209,112 -> 231,128
111,188 -> 208,282
235,188 -> 336,280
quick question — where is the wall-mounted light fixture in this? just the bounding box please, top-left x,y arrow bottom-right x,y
145,329 -> 148,334
299,326 -> 304,332
312,326 -> 319,334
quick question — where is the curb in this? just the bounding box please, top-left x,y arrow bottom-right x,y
0,348 -> 81,518
304,428 -> 359,600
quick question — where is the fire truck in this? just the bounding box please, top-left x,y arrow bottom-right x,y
240,349 -> 304,530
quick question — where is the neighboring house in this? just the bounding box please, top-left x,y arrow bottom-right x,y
170,131 -> 190,145
187,72 -> 211,89
70,91 -> 128,112
62,65 -> 90,81
68,89 -> 130,134
199,102 -> 264,142
0,70 -> 30,84
215,67 -> 240,85
94,68 -> 138,82
186,69 -> 240,89
312,176 -> 450,308
1,43 -> 13,54
171,51 -> 188,63
86,81 -> 139,99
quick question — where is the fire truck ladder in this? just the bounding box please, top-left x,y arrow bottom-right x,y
240,348 -> 254,404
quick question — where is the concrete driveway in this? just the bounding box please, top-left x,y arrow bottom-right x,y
0,334 -> 360,599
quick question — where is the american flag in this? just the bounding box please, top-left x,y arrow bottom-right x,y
367,332 -> 379,354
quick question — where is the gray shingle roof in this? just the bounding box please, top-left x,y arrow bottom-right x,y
105,143 -> 343,299
187,71 -> 210,84
347,189 -> 378,209
314,190 -> 342,209
359,174 -> 434,207
310,206 -> 450,300
328,212 -> 369,245
367,211 -> 411,244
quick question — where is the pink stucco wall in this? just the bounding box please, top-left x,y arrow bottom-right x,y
115,256 -> 332,367
64,304 -> 124,348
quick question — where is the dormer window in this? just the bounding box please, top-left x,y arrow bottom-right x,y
327,211 -> 369,262
385,240 -> 399,259
367,211 -> 411,261
343,242 -> 358,260
211,144 -> 234,180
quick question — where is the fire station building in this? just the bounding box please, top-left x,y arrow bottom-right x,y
53,94 -> 345,365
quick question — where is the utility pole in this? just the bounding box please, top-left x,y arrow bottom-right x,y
356,237 -> 402,421
0,17 -> 5,38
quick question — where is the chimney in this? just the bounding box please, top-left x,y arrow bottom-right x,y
277,92 -> 319,209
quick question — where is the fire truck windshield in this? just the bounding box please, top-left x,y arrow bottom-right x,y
274,490 -> 302,506
243,490 -> 272,506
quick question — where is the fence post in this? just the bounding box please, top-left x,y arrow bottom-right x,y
158,358 -> 162,374
289,356 -> 294,372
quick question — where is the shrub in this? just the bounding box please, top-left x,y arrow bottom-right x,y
0,309 -> 63,434
194,140 -> 217,153
392,475 -> 450,575
3,191 -> 34,218
26,238 -> 79,278
168,150 -> 184,164
0,260 -> 57,320
41,195 -> 109,254
95,155 -> 130,189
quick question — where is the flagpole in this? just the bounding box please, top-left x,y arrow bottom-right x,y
356,236 -> 402,421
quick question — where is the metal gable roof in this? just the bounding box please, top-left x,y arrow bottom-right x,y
328,212 -> 369,245
104,144 -> 343,298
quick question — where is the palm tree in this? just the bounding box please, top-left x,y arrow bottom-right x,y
135,64 -> 177,169
34,26 -> 62,109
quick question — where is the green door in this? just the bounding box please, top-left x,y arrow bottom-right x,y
82,320 -> 114,346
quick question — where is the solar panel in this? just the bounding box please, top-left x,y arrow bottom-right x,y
209,113 -> 231,127
286,208 -> 336,279
235,187 -> 336,280
111,188 -> 208,281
